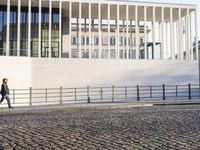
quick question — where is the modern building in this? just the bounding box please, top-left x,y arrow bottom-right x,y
0,0 -> 199,89
0,0 -> 198,60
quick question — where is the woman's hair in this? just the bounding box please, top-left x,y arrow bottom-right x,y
2,78 -> 7,83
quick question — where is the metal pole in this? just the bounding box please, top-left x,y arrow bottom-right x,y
188,83 -> 191,100
125,86 -> 127,99
112,85 -> 115,102
87,86 -> 90,103
75,88 -> 77,101
163,84 -> 166,100
45,89 -> 48,102
60,86 -> 63,104
29,87 -> 32,107
13,89 -> 15,104
137,85 -> 140,101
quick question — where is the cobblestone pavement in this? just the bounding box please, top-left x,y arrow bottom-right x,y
0,105 -> 200,150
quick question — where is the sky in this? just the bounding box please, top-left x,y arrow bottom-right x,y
133,0 -> 200,38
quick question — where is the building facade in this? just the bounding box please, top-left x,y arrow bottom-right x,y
0,0 -> 198,60
0,0 -> 199,89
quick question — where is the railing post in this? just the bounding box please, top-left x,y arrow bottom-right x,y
188,83 -> 191,100
45,89 -> 48,102
13,89 -> 15,104
75,88 -> 77,101
163,84 -> 165,100
137,85 -> 140,101
150,86 -> 152,98
100,87 -> 103,100
29,87 -> 32,107
112,85 -> 115,102
125,86 -> 127,99
60,86 -> 63,104
87,86 -> 90,103
176,85 -> 178,97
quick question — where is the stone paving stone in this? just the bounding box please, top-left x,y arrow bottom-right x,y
0,105 -> 200,149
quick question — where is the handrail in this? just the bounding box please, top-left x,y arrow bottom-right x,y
0,84 -> 199,107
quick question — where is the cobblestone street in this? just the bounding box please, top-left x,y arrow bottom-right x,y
0,105 -> 200,149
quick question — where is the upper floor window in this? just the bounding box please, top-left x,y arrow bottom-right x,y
110,37 -> 115,46
71,36 -> 77,45
140,38 -> 144,45
95,37 -> 99,45
86,37 -> 89,45
81,36 -> 85,45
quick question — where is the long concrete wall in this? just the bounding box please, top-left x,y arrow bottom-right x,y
0,57 -> 31,89
31,58 -> 198,88
0,56 -> 198,89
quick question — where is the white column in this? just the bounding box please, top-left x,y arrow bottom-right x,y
189,11 -> 193,60
17,0 -> 21,56
161,7 -> 164,60
88,2 -> 91,59
126,5 -> 129,59
28,0 -> 31,57
59,1 -> 62,58
159,22 -> 162,59
144,6 -> 147,59
130,20 -> 132,59
92,19 -> 95,58
84,18 -> 86,54
186,9 -> 189,60
122,20 -> 125,59
135,6 -> 139,59
79,3 -> 82,58
69,2 -> 72,58
108,4 -> 110,59
179,8 -> 183,60
6,0 -> 10,56
170,8 -> 174,60
38,0 -> 42,58
176,19 -> 180,59
116,4 -> 119,59
195,9 -> 198,60
98,3 -> 101,59
166,23 -> 169,59
115,5 -> 118,59
49,0 -> 52,58
152,6 -> 156,60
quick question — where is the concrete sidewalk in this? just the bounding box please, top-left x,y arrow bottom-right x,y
1,99 -> 200,115
0,102 -> 153,115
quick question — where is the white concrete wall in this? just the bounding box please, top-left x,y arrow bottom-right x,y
0,57 -> 31,89
0,56 -> 198,89
31,58 -> 198,88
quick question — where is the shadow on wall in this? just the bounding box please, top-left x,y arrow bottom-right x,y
101,66 -> 198,87
120,70 -> 198,86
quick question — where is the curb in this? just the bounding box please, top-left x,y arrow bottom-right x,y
0,103 -> 153,115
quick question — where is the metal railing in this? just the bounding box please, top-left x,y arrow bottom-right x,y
1,84 -> 200,107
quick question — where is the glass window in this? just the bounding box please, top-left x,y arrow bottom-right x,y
81,36 -> 85,45
140,38 -> 144,45
86,37 -> 89,45
95,37 -> 99,45
31,8 -> 39,57
110,37 -> 115,46
71,36 -> 77,45
51,9 -> 59,58
0,6 -> 7,56
20,7 -> 28,56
